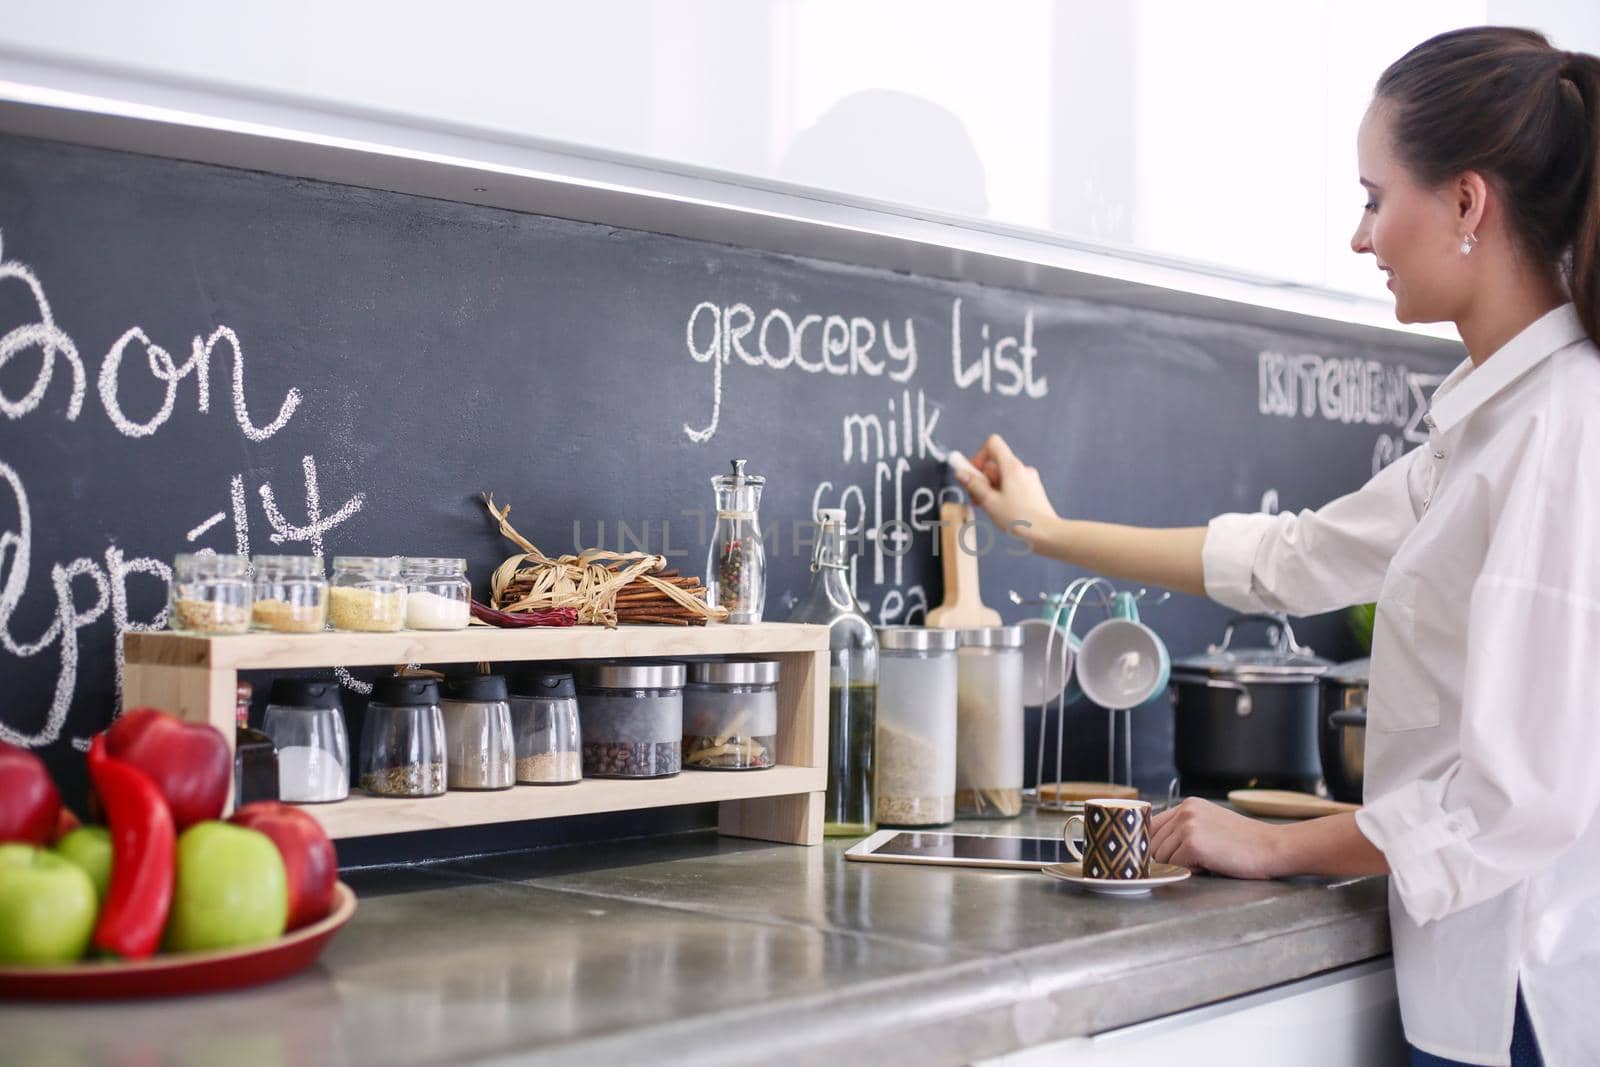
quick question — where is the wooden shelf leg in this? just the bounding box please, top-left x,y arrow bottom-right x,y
718,790 -> 824,846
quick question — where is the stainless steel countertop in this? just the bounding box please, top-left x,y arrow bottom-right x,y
0,810 -> 1391,1066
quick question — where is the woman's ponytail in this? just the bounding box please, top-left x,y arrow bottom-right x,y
1562,52 -> 1600,348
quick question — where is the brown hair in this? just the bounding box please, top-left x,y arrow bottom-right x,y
1376,27 -> 1600,346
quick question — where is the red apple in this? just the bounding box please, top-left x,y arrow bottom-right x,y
106,708 -> 230,830
229,802 -> 337,931
0,741 -> 61,845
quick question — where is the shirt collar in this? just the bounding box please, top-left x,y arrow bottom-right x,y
1426,303 -> 1587,434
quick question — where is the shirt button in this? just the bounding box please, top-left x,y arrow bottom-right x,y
1424,414 -> 1437,429
1433,450 -> 1445,460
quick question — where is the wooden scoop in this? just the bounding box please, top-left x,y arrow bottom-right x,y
926,499 -> 1001,629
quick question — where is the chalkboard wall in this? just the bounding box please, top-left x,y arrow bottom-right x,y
0,131 -> 1459,833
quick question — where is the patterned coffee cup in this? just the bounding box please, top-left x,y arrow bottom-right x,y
1063,798 -> 1152,880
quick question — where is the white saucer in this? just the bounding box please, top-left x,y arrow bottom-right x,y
1041,861 -> 1192,897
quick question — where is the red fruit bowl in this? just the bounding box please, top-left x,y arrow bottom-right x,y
0,881 -> 356,1000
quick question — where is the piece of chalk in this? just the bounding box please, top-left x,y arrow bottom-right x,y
947,450 -> 980,480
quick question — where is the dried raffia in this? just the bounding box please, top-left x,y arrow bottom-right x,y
480,494 -> 728,627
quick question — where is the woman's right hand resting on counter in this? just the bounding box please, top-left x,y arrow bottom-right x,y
953,433 -> 1210,598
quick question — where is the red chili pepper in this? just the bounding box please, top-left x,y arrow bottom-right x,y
87,732 -> 175,959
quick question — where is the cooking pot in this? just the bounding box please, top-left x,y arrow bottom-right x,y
1319,658 -> 1368,804
1169,614 -> 1332,797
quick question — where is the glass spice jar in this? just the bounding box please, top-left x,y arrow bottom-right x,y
262,678 -> 349,803
251,554 -> 328,633
439,674 -> 515,791
169,553 -> 252,634
683,659 -> 780,770
509,667 -> 583,785
576,661 -> 684,779
329,556 -> 406,632
402,557 -> 471,630
360,676 -> 447,797
705,459 -> 766,623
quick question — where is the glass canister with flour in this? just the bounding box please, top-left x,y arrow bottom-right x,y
874,627 -> 959,828
955,626 -> 1025,818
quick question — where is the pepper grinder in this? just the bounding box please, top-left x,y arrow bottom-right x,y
706,459 -> 767,623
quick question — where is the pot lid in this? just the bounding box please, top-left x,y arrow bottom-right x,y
1322,657 -> 1370,685
1171,613 -> 1333,682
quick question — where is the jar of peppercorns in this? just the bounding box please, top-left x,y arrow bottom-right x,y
705,459 -> 766,623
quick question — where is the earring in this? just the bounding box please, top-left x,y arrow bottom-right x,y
1460,232 -> 1478,256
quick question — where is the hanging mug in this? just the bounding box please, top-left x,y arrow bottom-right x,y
1074,593 -> 1170,710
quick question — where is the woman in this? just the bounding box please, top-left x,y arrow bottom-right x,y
957,27 -> 1600,1067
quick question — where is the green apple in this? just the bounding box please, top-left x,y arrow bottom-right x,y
0,842 -> 97,964
54,826 -> 112,903
163,822 -> 288,953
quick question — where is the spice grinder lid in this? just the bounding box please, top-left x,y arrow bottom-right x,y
877,626 -> 960,652
443,674 -> 508,702
576,661 -> 687,690
512,667 -> 576,700
371,676 -> 440,706
688,659 -> 780,686
958,625 -> 1024,649
267,678 -> 342,709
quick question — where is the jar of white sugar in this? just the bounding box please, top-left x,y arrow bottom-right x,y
402,557 -> 472,630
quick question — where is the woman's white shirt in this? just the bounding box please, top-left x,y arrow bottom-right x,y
1203,303 -> 1600,1067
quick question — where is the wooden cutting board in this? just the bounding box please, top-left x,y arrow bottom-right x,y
1038,781 -> 1140,803
1227,789 -> 1359,819
926,499 -> 1002,629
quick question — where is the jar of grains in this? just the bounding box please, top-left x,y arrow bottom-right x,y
874,627 -> 959,827
955,626 -> 1025,818
359,676 -> 447,797
401,557 -> 472,630
575,662 -> 684,779
439,674 -> 515,790
329,556 -> 406,632
168,553 -> 252,634
251,554 -> 328,633
509,667 -> 583,785
683,659 -> 780,770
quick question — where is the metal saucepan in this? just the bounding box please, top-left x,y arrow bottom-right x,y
1169,613 -> 1332,797
1318,658 -> 1368,804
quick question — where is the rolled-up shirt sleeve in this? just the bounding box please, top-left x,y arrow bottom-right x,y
1203,446 -> 1426,616
1356,576 -> 1600,926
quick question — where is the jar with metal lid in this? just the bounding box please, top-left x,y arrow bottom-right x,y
509,667 -> 582,785
440,674 -> 515,790
874,627 -> 959,827
955,626 -> 1025,818
683,659 -> 780,771
168,553 -> 252,634
251,554 -> 328,633
262,678 -> 349,803
329,556 -> 406,632
576,662 -> 684,778
360,676 -> 446,797
402,557 -> 471,631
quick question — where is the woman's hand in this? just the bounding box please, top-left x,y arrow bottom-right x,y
1149,798 -> 1285,880
956,434 -> 1060,544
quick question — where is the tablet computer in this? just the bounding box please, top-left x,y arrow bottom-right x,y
843,829 -> 1076,870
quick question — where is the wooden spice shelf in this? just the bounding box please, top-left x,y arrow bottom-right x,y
122,623 -> 830,846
